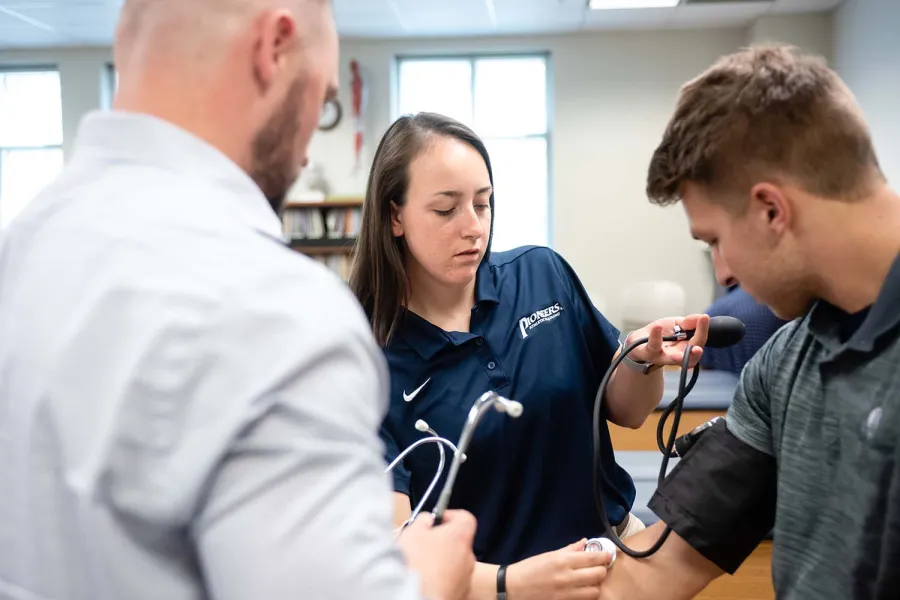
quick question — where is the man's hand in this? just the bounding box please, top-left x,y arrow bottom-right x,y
506,539 -> 613,600
398,510 -> 477,600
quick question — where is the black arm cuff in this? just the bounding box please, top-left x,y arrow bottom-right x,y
648,419 -> 777,574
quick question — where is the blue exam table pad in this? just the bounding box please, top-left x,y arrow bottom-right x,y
659,369 -> 739,411
622,370 -> 738,525
615,451 -> 676,525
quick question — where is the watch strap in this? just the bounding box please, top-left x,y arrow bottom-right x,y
618,331 -> 657,375
497,564 -> 508,600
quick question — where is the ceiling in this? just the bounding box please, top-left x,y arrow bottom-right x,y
0,0 -> 843,49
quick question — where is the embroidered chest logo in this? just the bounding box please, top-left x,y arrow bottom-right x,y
518,302 -> 564,339
403,378 -> 431,403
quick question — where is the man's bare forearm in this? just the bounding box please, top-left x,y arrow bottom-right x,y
599,522 -> 723,600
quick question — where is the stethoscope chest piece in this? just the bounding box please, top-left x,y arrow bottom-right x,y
585,537 -> 617,565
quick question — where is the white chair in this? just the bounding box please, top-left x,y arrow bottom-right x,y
620,280 -> 686,333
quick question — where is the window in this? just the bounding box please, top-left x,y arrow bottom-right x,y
0,69 -> 65,229
396,55 -> 551,251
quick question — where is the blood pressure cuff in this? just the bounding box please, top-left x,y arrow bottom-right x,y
647,418 -> 777,575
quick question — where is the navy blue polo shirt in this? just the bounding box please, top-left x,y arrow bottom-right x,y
379,246 -> 636,565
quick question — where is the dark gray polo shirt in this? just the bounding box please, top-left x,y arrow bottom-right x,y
725,253 -> 900,599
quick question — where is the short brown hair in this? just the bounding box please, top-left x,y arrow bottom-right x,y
349,113 -> 495,346
647,44 -> 883,209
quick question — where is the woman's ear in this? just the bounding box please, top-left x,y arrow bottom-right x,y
390,202 -> 403,237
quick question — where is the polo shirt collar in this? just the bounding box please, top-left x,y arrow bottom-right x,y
475,258 -> 501,306
396,259 -> 500,361
809,252 -> 900,352
71,110 -> 285,244
395,311 -> 452,361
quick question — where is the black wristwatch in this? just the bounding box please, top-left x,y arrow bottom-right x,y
496,564 -> 508,600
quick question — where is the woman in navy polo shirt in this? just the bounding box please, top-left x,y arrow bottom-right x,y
349,112 -> 709,600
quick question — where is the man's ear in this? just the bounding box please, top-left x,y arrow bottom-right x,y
252,10 -> 297,92
749,182 -> 791,237
391,202 -> 403,237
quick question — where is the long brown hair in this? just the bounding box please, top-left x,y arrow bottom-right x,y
349,112 -> 495,347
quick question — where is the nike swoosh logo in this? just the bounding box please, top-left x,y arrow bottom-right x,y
403,378 -> 431,403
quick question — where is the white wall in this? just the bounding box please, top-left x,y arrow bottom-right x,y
314,30 -> 751,324
747,13 -> 833,62
0,16 -> 837,327
319,20 -> 838,324
834,0 -> 900,188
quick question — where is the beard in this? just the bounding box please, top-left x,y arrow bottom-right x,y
250,76 -> 307,216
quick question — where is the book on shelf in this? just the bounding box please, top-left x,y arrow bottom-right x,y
281,198 -> 363,281
283,206 -> 361,240
310,254 -> 353,281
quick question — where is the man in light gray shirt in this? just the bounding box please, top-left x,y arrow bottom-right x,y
0,1 -> 476,599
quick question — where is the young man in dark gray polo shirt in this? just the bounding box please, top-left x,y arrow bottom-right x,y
597,45 -> 900,600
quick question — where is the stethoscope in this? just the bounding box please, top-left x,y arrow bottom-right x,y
385,390 -> 523,533
385,419 -> 464,529
383,389 -> 622,562
382,318 -> 744,566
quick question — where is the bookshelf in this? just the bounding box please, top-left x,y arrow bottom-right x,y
282,197 -> 363,281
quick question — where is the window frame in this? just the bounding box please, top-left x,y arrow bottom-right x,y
0,65 -> 65,228
392,52 -> 555,249
102,62 -> 118,109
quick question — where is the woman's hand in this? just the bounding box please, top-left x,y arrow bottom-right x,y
624,314 -> 710,369
505,539 -> 613,600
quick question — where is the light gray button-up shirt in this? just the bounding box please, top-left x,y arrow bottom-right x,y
0,111 -> 421,600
